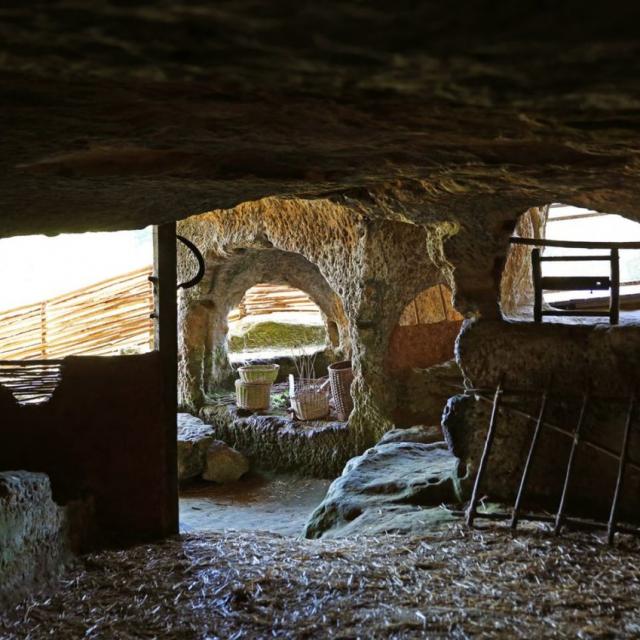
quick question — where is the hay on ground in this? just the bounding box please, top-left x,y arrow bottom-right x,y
2,524 -> 640,639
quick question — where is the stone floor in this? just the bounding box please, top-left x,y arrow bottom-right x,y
179,473 -> 331,536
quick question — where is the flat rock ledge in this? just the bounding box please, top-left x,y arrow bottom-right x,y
0,471 -> 70,605
199,402 -> 357,478
304,435 -> 462,538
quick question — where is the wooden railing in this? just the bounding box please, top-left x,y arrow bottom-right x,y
0,267 -> 154,360
228,284 -> 320,321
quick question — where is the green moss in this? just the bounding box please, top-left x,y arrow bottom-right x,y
229,321 -> 327,352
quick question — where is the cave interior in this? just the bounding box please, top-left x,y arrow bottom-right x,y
2,2 -> 640,637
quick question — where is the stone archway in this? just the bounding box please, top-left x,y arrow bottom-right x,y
179,246 -> 349,409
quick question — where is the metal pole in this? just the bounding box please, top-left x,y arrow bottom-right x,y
607,394 -> 635,544
510,387 -> 550,529
554,392 -> 589,534
467,377 -> 503,527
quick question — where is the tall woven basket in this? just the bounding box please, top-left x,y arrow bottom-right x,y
235,379 -> 271,411
328,361 -> 354,421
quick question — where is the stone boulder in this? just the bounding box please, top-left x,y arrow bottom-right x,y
202,440 -> 250,483
304,440 -> 461,538
177,413 -> 215,482
0,471 -> 70,605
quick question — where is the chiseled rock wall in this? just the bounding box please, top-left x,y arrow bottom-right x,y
200,402 -> 356,478
178,197 -> 450,447
0,471 -> 70,605
444,319 -> 640,520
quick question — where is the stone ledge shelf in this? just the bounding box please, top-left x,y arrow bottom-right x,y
198,395 -> 355,479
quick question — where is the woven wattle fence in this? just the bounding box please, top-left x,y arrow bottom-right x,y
0,267 -> 154,361
228,284 -> 320,321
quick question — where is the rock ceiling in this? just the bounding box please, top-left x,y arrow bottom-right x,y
1,1 -> 640,237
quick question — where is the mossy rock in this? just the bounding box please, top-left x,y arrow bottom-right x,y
228,321 -> 327,352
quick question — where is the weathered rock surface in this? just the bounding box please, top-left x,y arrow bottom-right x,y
445,319 -> 640,520
457,318 -> 640,394
202,441 -> 249,483
179,200 -> 448,447
0,471 -> 70,605
378,424 -> 444,446
2,4 -> 640,244
200,401 -> 356,478
177,413 -> 215,482
393,359 -> 464,427
304,441 -> 461,538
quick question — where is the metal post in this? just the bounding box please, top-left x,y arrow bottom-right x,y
510,387 -> 550,529
607,394 -> 635,544
554,392 -> 589,534
467,377 -> 504,527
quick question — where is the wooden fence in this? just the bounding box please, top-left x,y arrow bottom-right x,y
0,267 -> 154,360
228,284 -> 320,321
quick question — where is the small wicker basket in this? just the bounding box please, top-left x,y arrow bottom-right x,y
328,360 -> 354,421
235,379 -> 271,410
290,378 -> 329,420
238,364 -> 280,384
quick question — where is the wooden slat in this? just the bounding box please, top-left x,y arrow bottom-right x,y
511,236 -> 640,249
0,267 -> 154,360
540,276 -> 610,291
228,283 -> 321,321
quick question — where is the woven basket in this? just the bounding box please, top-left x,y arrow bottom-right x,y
290,379 -> 329,420
328,360 -> 354,421
238,364 -> 280,384
235,379 -> 271,410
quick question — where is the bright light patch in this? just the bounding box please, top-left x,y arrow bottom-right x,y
0,228 -> 153,311
543,205 -> 640,304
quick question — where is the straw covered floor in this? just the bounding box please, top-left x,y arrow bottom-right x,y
2,526 -> 640,639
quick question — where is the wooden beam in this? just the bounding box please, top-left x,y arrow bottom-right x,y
153,223 -> 179,537
511,236 -> 640,249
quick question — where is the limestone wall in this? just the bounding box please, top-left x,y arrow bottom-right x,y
0,471 -> 70,605
178,196 -> 451,446
444,319 -> 640,520
500,206 -> 548,317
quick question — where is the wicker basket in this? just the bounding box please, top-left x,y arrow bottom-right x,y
328,360 -> 354,421
238,364 -> 280,384
290,379 -> 329,420
235,379 -> 271,410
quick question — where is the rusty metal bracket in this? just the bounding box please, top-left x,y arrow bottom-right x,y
176,235 -> 205,290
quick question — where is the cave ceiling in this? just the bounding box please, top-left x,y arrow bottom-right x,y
1,1 -> 640,237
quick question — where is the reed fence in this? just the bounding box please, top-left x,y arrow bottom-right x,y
0,267 -> 154,360
228,284 -> 320,321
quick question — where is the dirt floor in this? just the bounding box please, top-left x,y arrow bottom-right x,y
2,525 -> 640,639
179,473 -> 331,536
